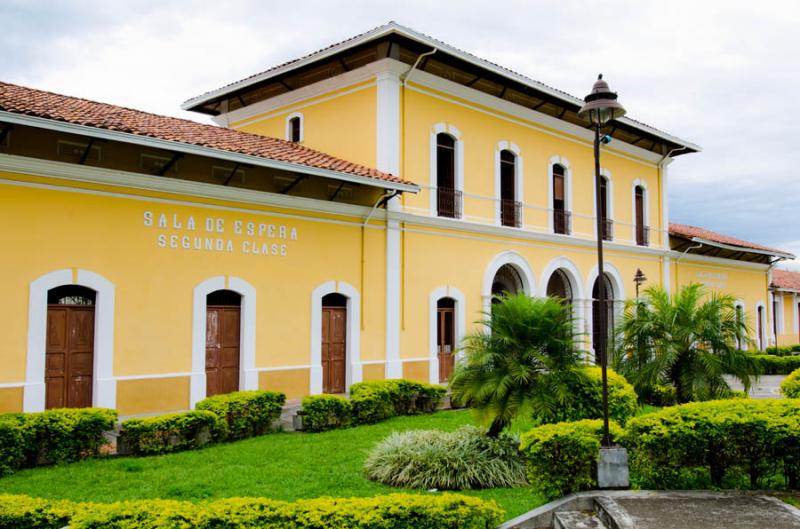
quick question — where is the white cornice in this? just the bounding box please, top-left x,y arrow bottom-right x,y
0,111 -> 418,193
689,236 -> 795,260
670,251 -> 771,271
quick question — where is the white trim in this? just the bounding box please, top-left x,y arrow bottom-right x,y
429,122 -> 464,216
284,112 -> 304,142
385,217 -> 402,379
659,159 -> 672,250
540,257 -> 586,300
376,70 -> 401,176
0,112 -> 418,193
24,268 -> 116,412
548,156 -> 572,233
113,371 -> 199,382
0,382 -> 25,389
662,255 -> 672,292
481,251 -> 536,314
428,286 -> 466,384
689,236 -> 795,260
592,168 -> 614,240
310,281 -> 362,394
631,179 -> 650,246
755,301 -> 768,350
190,275 -> 257,408
667,250 -> 771,271
734,300 -> 748,351
494,141 -> 523,226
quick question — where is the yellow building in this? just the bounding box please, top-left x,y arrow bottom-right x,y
0,22 -> 794,416
771,270 -> 800,347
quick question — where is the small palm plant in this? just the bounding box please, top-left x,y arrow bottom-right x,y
614,283 -> 759,403
449,293 -> 587,437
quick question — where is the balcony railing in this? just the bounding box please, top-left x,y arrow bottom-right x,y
437,187 -> 462,219
636,225 -> 650,246
601,218 -> 613,241
500,199 -> 522,228
553,209 -> 571,235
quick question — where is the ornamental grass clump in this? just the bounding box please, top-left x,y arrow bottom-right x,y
363,426 -> 526,490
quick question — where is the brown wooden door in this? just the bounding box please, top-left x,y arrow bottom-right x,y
437,307 -> 455,383
46,305 -> 94,409
322,306 -> 346,394
206,306 -> 241,396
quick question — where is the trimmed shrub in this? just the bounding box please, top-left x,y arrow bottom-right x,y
519,419 -> 624,500
196,390 -> 286,440
1,408 -> 116,468
0,420 -> 24,477
538,367 -> 638,426
747,354 -> 800,375
1,493 -> 502,529
781,368 -> 800,398
0,495 -> 82,529
364,426 -> 526,490
300,395 -> 352,432
349,379 -> 446,425
641,383 -> 678,406
766,344 -> 800,356
119,410 -> 219,455
623,399 -> 800,490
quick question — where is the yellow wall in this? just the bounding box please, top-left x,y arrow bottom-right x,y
776,291 -> 799,346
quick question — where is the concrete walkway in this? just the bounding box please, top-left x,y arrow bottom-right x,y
725,374 -> 786,399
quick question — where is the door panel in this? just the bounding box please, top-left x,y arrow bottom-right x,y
206,306 -> 240,397
437,308 -> 455,383
46,305 -> 94,409
322,307 -> 346,394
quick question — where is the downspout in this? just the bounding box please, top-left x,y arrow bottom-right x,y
362,190 -> 401,330
673,241 -> 704,290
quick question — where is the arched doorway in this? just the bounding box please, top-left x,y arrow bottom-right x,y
592,274 -> 616,364
546,269 -> 573,304
45,285 -> 96,409
436,297 -> 456,382
205,289 -> 241,397
321,293 -> 347,394
491,264 -> 525,300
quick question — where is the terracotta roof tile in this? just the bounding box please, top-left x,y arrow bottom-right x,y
772,269 -> 800,290
0,81 -> 413,188
669,222 -> 792,256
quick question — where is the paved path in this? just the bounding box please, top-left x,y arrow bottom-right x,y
724,374 -> 785,399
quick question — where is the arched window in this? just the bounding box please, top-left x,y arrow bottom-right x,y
436,298 -> 456,382
552,164 -> 570,234
491,263 -> 525,301
436,133 -> 460,218
500,150 -> 520,227
546,269 -> 573,305
600,176 -> 612,241
634,185 -> 648,246
286,114 -> 303,142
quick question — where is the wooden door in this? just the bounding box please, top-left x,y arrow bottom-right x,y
46,306 -> 94,408
437,307 -> 455,383
322,306 -> 346,394
206,306 -> 240,396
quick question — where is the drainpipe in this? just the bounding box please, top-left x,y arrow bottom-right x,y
361,190 -> 401,329
673,241 -> 703,289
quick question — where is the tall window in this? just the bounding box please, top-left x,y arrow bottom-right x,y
436,298 -> 456,383
757,305 -> 765,350
436,133 -> 460,218
635,185 -> 648,246
600,177 -> 612,240
288,116 -> 302,142
500,150 -> 520,227
735,304 -> 745,350
552,164 -> 570,234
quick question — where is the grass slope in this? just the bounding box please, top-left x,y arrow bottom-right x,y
0,409 -> 543,519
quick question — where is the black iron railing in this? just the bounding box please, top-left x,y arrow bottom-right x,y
501,199 -> 522,228
437,187 -> 462,219
601,218 -> 613,241
554,209 -> 571,235
636,225 -> 650,246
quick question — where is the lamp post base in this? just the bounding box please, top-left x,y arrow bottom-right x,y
598,447 -> 630,489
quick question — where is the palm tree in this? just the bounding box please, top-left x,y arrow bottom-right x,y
449,293 -> 587,437
614,283 -> 759,403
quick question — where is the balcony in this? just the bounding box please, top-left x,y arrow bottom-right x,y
553,209 -> 571,235
636,225 -> 650,246
601,218 -> 613,241
500,199 -> 522,228
437,187 -> 462,219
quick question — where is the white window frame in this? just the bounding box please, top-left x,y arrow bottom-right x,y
631,179 -> 650,245
547,155 -> 572,233
429,122 -> 464,216
285,112 -> 304,142
755,301 -> 767,350
494,141 -> 523,227
734,300 -> 748,350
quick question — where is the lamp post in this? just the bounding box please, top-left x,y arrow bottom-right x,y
634,268 -> 647,299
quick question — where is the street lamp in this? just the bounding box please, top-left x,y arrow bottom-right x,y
634,269 -> 647,299
578,74 -> 626,448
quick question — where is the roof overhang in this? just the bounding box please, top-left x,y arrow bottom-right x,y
183,22 -> 700,154
690,236 -> 796,261
0,110 -> 419,193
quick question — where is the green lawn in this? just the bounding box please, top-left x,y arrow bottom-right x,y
0,409 -> 544,520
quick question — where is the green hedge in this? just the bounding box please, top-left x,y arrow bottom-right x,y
780,368 -> 800,398
765,344 -> 800,356
519,419 -> 624,500
539,367 -> 637,426
0,408 -> 116,476
300,394 -> 352,432
748,354 -> 800,374
0,493 -> 503,529
119,410 -> 219,455
349,380 -> 446,425
623,399 -> 800,489
196,390 -> 286,440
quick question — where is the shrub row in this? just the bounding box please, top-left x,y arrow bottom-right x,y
0,408 -> 116,476
543,367 -> 638,426
119,390 -> 285,455
301,379 -> 446,432
0,493 -> 503,529
765,344 -> 800,356
749,354 -> 800,374
781,368 -> 800,398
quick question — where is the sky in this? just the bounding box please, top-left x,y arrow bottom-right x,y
2,0 -> 798,269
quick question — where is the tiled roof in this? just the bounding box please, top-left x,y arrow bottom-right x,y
772,269 -> 800,291
0,81 -> 413,187
669,223 -> 792,256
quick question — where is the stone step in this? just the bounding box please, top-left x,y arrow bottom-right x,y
554,511 -> 608,529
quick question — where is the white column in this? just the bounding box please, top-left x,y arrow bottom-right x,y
662,255 -> 672,293
660,158 -> 673,250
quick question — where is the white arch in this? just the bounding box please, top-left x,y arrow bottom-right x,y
539,257 -> 586,301
285,112 -> 304,142
587,262 -> 626,301
428,286 -> 467,385
482,251 -> 536,314
191,275 -> 257,408
494,140 -> 524,227
547,155 -> 573,233
429,122 -> 464,216
593,168 -> 614,239
755,300 -> 767,350
25,268 -> 116,412
631,178 -> 650,245
310,280 -> 362,395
